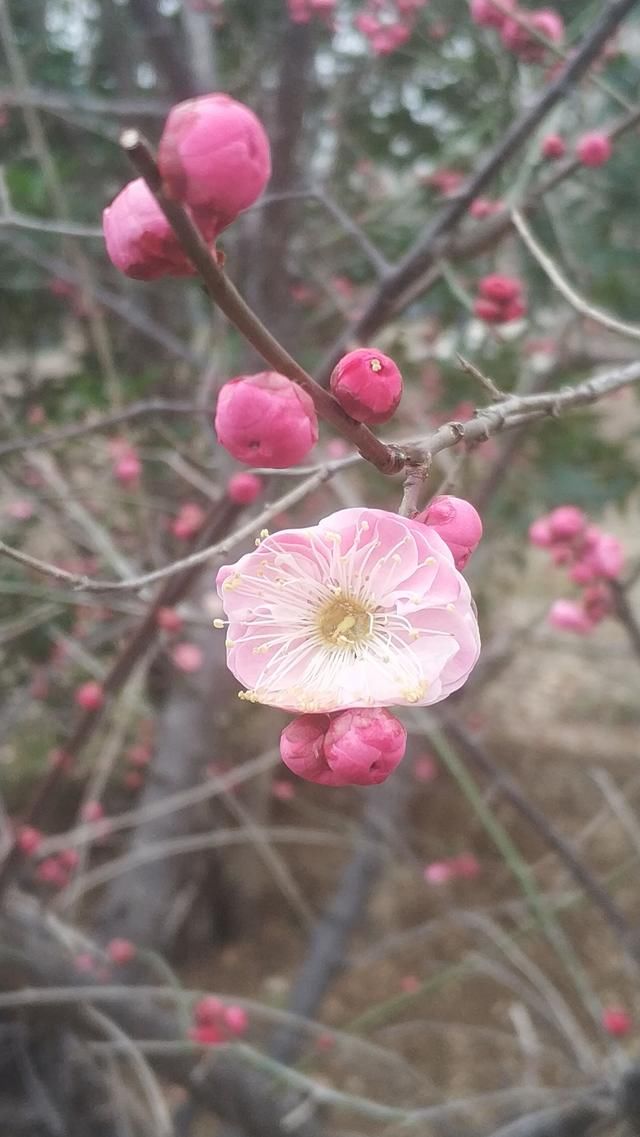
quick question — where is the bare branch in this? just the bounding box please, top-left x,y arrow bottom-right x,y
120,129 -> 404,477
512,209 -> 640,342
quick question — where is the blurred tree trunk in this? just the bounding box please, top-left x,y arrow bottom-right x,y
96,577 -> 240,954
245,20 -> 315,342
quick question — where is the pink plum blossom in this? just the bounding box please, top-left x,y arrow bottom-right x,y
215,372 -> 318,467
217,508 -> 480,713
330,348 -> 403,425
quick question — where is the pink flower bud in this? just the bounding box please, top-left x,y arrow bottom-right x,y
107,938 -> 137,965
81,800 -> 104,823
156,606 -> 183,633
58,848 -> 80,871
415,495 -> 483,570
528,517 -> 553,547
103,178 -> 217,280
423,860 -> 454,885
6,499 -> 34,521
114,452 -> 142,485
323,708 -> 407,786
158,94 -> 271,226
501,8 -> 563,62
127,744 -> 152,767
400,975 -> 420,993
227,472 -> 263,505
469,196 -> 502,219
75,681 -> 105,712
124,770 -> 144,790
37,857 -> 68,887
548,599 -> 594,634
451,852 -> 481,879
215,372 -> 318,467
223,1005 -> 248,1035
329,348 -> 403,425
272,778 -> 296,801
414,754 -> 438,783
171,502 -> 206,540
569,560 -> 596,585
547,505 -> 586,540
16,825 -> 43,856
473,297 -> 505,323
602,1005 -> 631,1037
542,133 -> 566,160
171,642 -> 204,672
589,533 -> 624,580
280,708 -> 406,787
582,584 -> 613,623
469,0 -> 515,28
74,952 -> 96,974
576,132 -> 612,168
189,1023 -> 223,1045
478,274 -> 522,304
280,714 -> 333,784
194,996 -> 224,1025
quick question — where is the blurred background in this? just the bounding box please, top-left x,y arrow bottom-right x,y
1,1 -> 640,1135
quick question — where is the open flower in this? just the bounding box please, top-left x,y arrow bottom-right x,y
216,508 -> 480,713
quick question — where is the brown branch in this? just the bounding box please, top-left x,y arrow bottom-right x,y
0,85 -> 170,117
3,359 -> 640,594
0,467 -> 333,593
0,230 -> 201,364
442,718 -> 640,964
120,130 -> 403,478
610,579 -> 640,663
315,0 -> 640,379
0,498 -> 241,889
0,400 -> 212,459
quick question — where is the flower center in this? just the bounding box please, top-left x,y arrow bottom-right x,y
317,592 -> 373,648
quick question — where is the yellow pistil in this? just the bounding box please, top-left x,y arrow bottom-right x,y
317,592 -> 373,649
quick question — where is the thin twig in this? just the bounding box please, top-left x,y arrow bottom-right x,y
121,129 -> 403,477
512,209 -> 640,342
316,0 -> 640,379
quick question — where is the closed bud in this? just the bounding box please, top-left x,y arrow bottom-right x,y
576,132 -> 612,168
415,495 -> 483,570
215,372 -> 318,467
158,94 -> 271,226
103,178 -> 217,280
227,472 -> 263,505
329,348 -> 403,425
